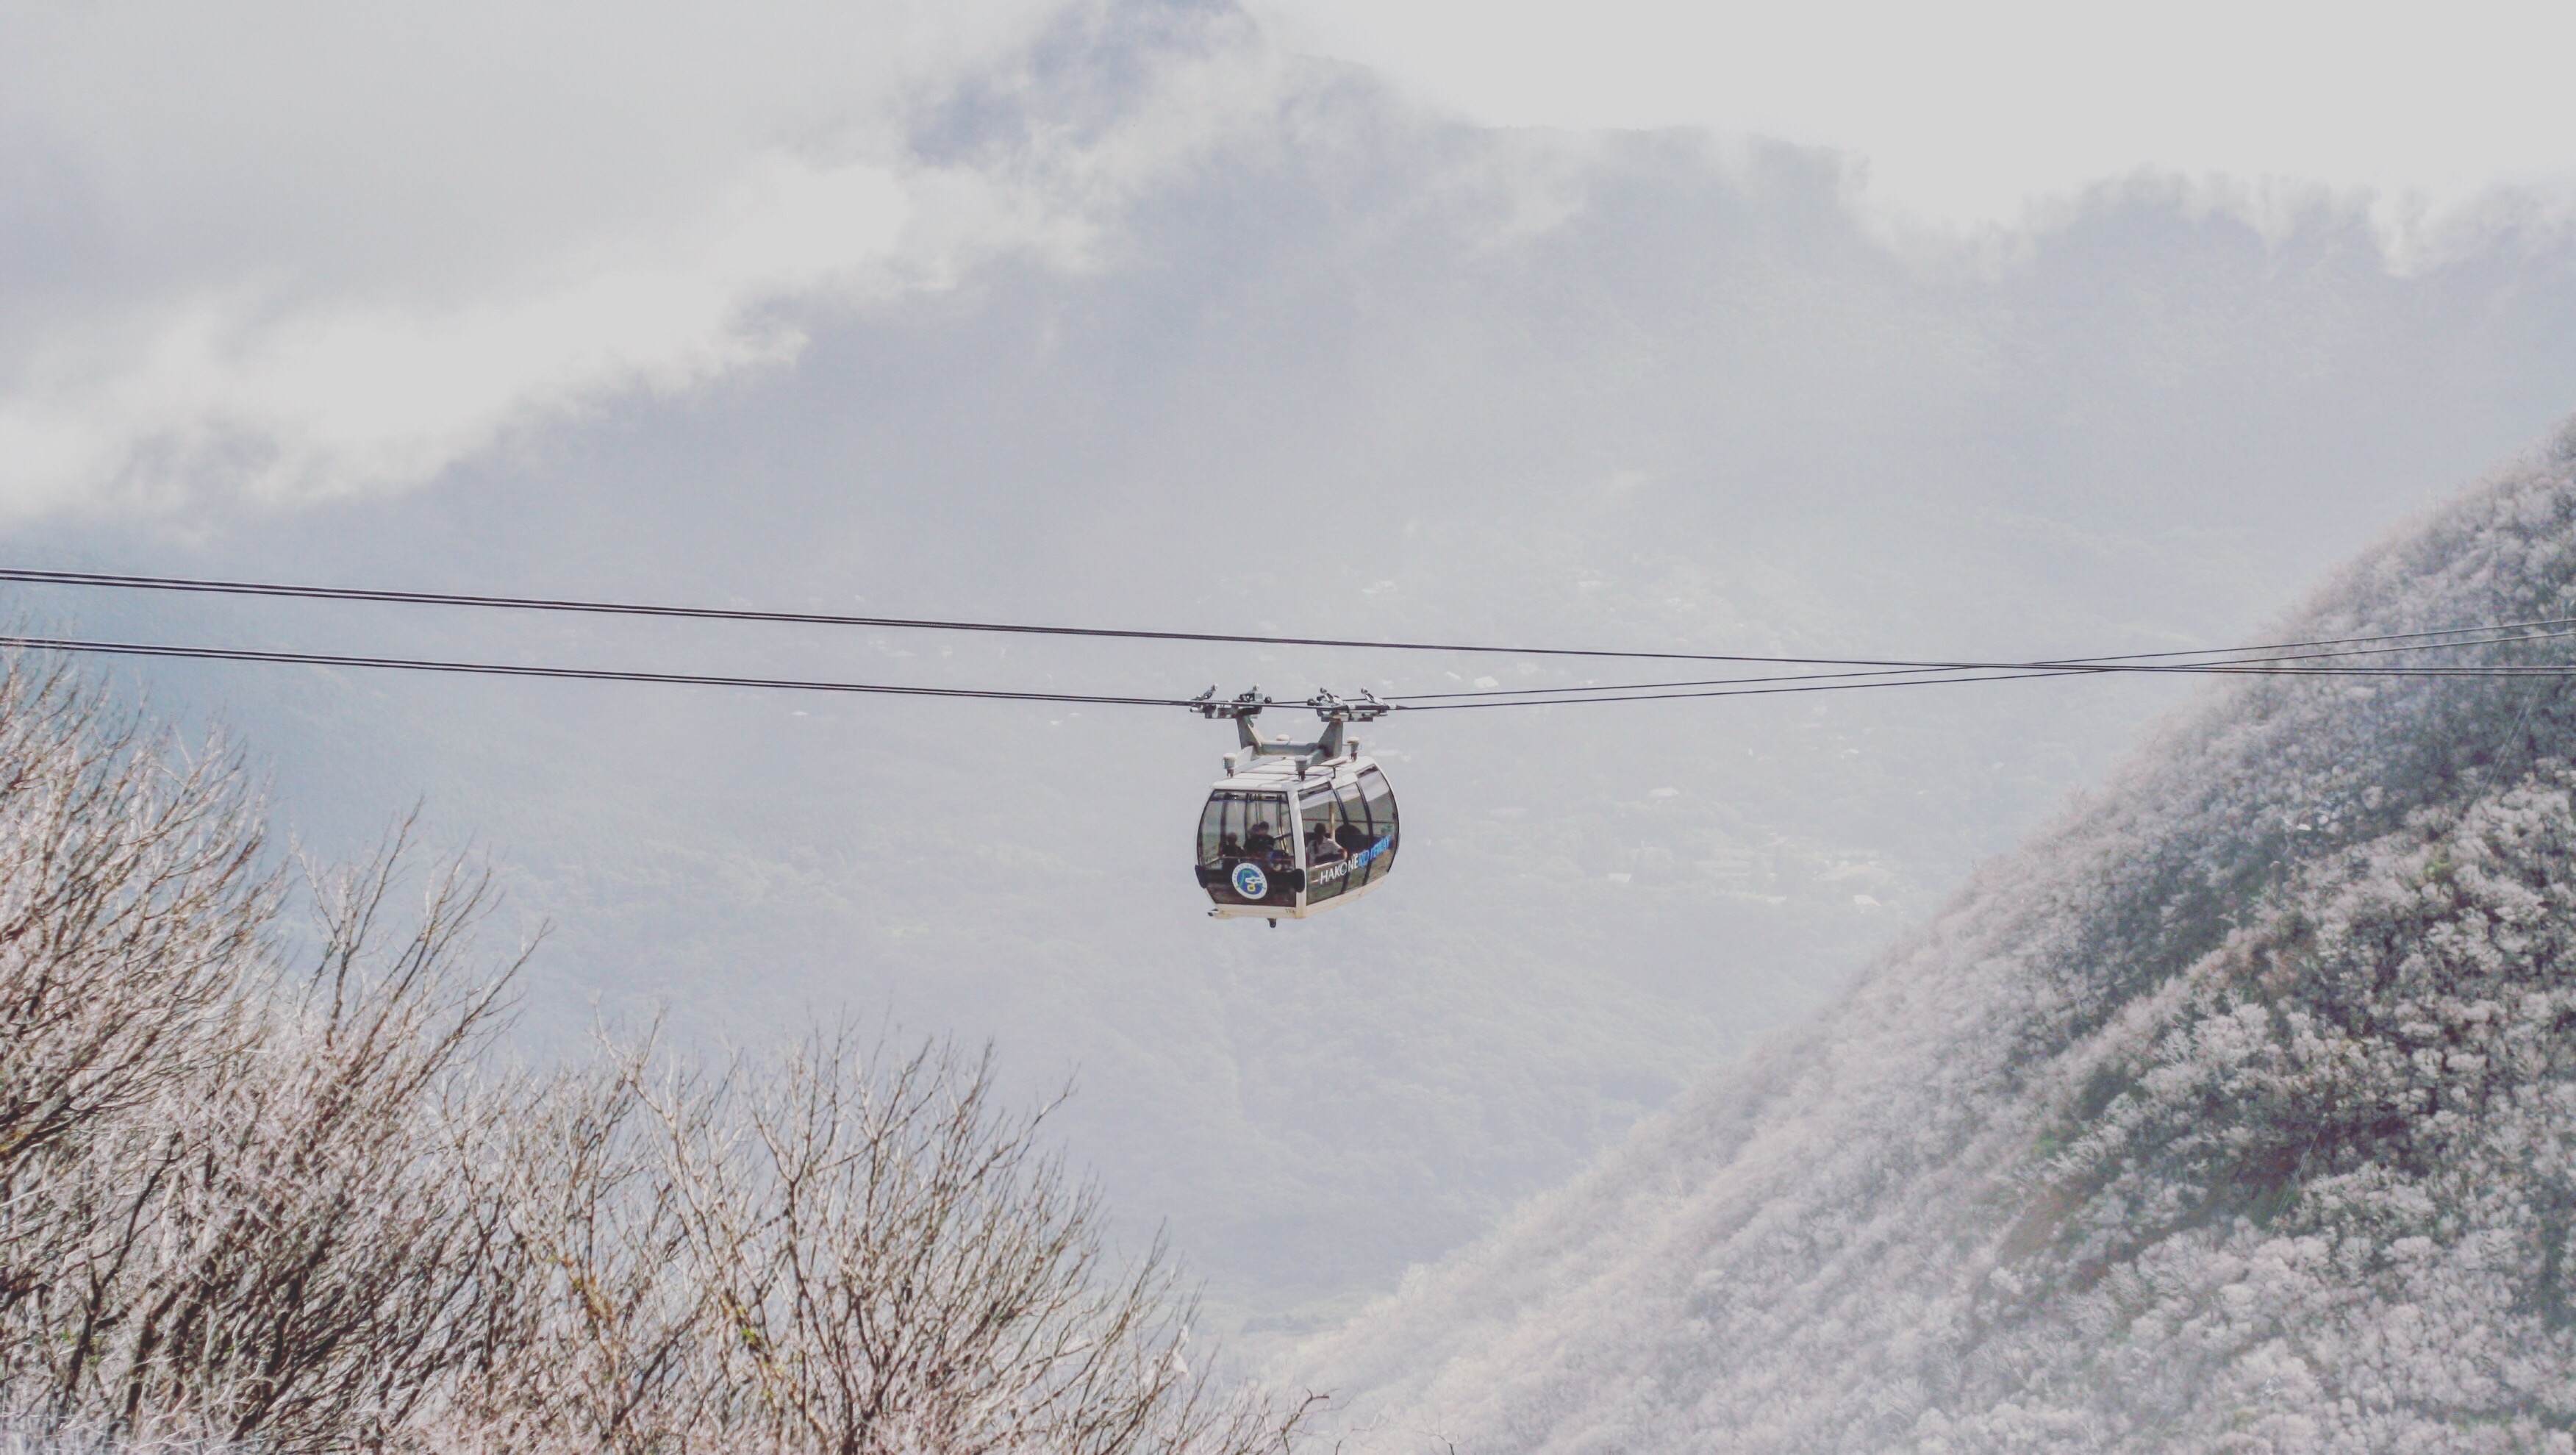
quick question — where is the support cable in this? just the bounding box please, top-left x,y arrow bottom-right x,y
1392,624 -> 2576,704
7,566 -> 2575,677
0,635 -> 1198,708
3,634 -> 2575,716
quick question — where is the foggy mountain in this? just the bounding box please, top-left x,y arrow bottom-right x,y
10,0 -> 2576,1334
1296,423 -> 2576,1448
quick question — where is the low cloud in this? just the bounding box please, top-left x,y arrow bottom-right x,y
0,0 -> 1282,515
1,156 -> 950,509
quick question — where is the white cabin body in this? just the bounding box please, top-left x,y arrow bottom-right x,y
1194,744 -> 1400,921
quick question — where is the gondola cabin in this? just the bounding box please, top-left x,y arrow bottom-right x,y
1190,689 -> 1398,923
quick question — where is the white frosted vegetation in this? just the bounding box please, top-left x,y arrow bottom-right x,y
1298,422 -> 2576,1450
0,661 -> 1304,1453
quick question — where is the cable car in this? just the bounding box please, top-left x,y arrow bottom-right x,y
1189,689 -> 1398,924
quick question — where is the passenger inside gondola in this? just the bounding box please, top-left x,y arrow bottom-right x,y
1245,819 -> 1277,857
1306,820 -> 1342,862
1335,820 -> 1373,855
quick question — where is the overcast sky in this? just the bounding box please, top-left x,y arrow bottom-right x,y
11,0 -> 2575,522
1257,0 -> 2576,228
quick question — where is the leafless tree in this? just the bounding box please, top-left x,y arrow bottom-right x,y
7,815 -> 526,1451
632,1027 -> 1289,1455
0,658 -> 271,1284
450,1033 -> 718,1454
0,658 -> 276,1401
454,1025 -> 1300,1455
0,654 -> 1314,1455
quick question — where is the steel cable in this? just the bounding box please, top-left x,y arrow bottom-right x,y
8,566 -> 2576,676
4,568 -> 2575,712
0,635 -> 1199,708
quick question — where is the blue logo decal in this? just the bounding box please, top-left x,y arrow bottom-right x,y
1350,834 -> 1392,869
1231,862 -> 1269,899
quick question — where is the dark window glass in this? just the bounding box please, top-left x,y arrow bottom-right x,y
1198,796 -> 1228,868
1332,782 -> 1373,855
1353,768 -> 1399,887
1242,798 -> 1286,865
1302,784 -> 1352,902
1198,791 -> 1295,904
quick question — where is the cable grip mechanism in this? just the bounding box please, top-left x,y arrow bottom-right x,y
1191,686 -> 1386,771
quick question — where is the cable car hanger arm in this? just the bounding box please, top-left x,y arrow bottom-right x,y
1189,687 -> 1388,768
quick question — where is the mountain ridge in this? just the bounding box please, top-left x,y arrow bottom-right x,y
1295,421 -> 2576,1451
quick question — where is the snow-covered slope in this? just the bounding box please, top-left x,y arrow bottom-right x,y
1297,423 -> 2576,1451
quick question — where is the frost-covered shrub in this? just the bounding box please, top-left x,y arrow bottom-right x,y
0,658 -> 1306,1455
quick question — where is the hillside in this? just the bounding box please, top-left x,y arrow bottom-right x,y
1295,422 -> 2576,1450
